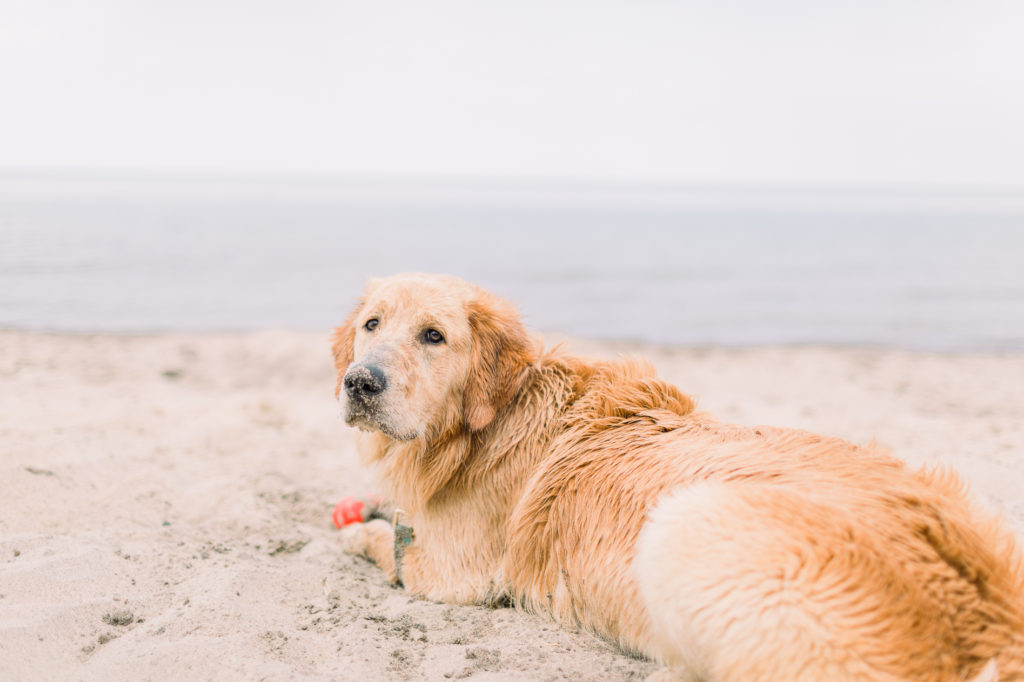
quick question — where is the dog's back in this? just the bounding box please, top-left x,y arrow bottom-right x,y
505,355 -> 1024,681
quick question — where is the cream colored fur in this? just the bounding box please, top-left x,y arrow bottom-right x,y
332,273 -> 1024,682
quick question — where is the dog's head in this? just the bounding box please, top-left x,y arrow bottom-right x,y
331,274 -> 535,441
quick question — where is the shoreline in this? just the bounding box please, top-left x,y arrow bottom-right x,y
2,330 -> 1022,680
4,327 -> 1024,357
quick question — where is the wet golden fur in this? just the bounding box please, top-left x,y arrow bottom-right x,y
333,273 -> 1024,681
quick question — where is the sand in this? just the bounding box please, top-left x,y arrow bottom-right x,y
1,330 -> 1022,681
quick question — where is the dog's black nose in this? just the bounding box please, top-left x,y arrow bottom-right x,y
343,364 -> 387,399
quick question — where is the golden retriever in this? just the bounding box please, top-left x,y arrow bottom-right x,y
331,273 -> 1023,682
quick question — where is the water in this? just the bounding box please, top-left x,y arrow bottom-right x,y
2,175 -> 1023,350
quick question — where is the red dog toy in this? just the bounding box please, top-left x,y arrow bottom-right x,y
331,495 -> 385,529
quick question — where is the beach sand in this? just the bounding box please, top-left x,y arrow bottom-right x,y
2,330 -> 1022,681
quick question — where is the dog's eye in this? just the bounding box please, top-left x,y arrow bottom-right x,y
422,328 -> 445,345
364,318 -> 379,332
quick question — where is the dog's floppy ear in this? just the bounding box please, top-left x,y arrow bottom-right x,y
463,293 -> 534,432
330,300 -> 363,397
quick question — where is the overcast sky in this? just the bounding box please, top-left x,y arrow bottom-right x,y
2,0 -> 1023,187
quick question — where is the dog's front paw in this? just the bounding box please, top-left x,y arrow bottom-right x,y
339,522 -> 370,556
339,518 -> 397,582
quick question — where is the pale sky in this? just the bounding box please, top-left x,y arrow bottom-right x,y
2,0 -> 1023,187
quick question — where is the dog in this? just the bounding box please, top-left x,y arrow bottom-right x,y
332,273 -> 1023,681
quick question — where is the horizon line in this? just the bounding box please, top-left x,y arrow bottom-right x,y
3,165 -> 1024,200
2,164 -> 1024,206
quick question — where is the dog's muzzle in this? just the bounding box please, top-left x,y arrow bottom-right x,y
341,360 -> 417,440
343,363 -> 387,403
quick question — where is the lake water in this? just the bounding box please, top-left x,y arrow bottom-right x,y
2,175 -> 1023,351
